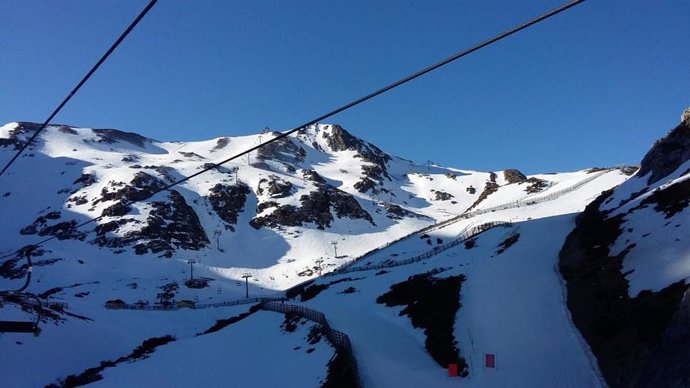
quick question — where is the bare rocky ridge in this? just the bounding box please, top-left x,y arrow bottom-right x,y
637,117 -> 690,184
250,183 -> 374,230
208,182 -> 251,231
320,125 -> 392,193
560,113 -> 690,387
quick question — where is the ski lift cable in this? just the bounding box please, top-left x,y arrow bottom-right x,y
0,0 -> 586,265
0,0 -> 159,177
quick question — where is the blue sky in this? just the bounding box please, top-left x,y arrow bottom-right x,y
1,0 -> 688,174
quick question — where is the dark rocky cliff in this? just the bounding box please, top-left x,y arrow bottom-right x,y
560,110 -> 690,387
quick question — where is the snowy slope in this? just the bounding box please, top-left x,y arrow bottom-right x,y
0,121 -> 632,387
291,168 -> 626,387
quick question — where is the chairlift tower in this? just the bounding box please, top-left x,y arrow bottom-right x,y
187,259 -> 198,280
241,273 -> 253,298
331,241 -> 338,259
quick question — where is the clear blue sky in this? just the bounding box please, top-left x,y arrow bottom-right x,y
1,0 -> 688,174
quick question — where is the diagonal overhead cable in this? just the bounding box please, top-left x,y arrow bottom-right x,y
1,0 -> 586,262
0,0 -> 158,177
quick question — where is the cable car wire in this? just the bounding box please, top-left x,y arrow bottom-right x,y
0,0 -> 158,177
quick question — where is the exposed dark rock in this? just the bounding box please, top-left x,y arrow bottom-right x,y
130,191 -> 208,256
637,120 -> 690,184
467,181 -> 499,211
93,191 -> 209,256
496,232 -> 519,255
559,190 -> 688,387
94,172 -> 165,205
208,183 -> 251,230
377,270 -> 468,376
73,173 -> 97,188
621,165 -> 639,176
100,202 -> 131,218
20,211 -> 85,240
504,169 -> 528,184
321,125 -> 391,192
178,151 -> 205,159
57,125 -> 77,135
251,184 -> 373,230
257,136 -> 306,163
256,201 -> 279,214
200,163 -> 236,175
383,203 -> 418,220
211,137 -> 230,151
353,177 -> 376,193
433,191 -> 454,201
525,177 -> 549,194
257,176 -> 293,198
121,154 -> 139,163
199,305 -> 260,335
50,335 -> 176,388
637,179 -> 690,219
92,128 -> 151,147
302,169 -> 326,184
0,122 -> 42,150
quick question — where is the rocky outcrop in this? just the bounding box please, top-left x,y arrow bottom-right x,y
0,122 -> 42,150
466,180 -> 499,211
94,172 -> 165,207
208,183 -> 251,230
524,177 -> 548,194
257,176 -> 293,198
94,190 -> 208,257
560,190 -> 689,387
637,118 -> 690,184
302,169 -> 326,184
257,135 -> 306,164
251,184 -> 373,230
432,191 -> 454,201
20,211 -> 86,240
320,125 -> 392,193
383,203 -> 423,220
503,169 -> 528,184
92,128 -> 151,148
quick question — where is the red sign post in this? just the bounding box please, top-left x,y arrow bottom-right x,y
485,353 -> 496,368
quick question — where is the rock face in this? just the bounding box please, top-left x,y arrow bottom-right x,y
637,119 -> 690,184
0,122 -> 41,150
208,183 -> 251,230
559,116 -> 690,387
321,125 -> 392,193
95,190 -> 209,257
257,134 -> 306,164
503,169 -> 528,184
559,192 -> 687,387
257,176 -> 293,198
89,172 -> 209,256
251,183 -> 373,230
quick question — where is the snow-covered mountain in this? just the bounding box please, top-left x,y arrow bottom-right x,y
0,115 -> 684,387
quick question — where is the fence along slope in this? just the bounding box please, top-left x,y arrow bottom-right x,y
261,300 -> 362,388
335,169 -> 612,273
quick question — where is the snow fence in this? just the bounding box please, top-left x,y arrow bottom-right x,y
335,169 -> 612,273
261,300 -> 361,388
330,221 -> 512,276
